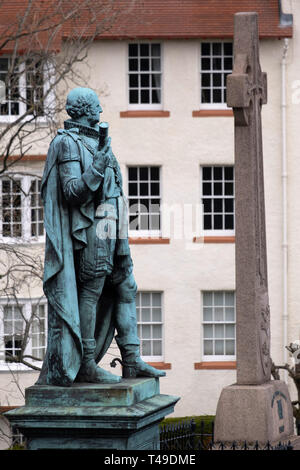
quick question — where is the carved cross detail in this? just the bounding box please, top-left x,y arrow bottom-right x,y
227,13 -> 267,127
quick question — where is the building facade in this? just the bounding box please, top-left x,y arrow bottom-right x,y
0,0 -> 298,447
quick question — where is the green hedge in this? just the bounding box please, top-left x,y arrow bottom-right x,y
160,415 -> 215,434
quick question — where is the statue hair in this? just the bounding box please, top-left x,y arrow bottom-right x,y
65,88 -> 98,119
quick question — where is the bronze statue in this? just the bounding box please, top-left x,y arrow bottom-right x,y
37,87 -> 165,386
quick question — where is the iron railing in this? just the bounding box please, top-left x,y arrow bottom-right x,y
159,419 -> 294,451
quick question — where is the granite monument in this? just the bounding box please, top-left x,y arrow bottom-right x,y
214,12 -> 294,444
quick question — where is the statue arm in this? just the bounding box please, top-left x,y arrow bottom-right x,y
58,135 -> 104,205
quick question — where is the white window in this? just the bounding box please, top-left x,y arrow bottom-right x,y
201,166 -> 234,236
2,304 -> 24,362
202,291 -> 236,361
0,299 -> 47,370
0,175 -> 44,242
0,56 -> 51,123
128,166 -> 161,237
31,304 -> 47,361
136,292 -> 163,362
200,42 -> 233,109
128,43 -> 162,110
29,179 -> 44,238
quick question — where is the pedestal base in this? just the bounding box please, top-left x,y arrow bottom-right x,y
4,378 -> 180,450
214,380 -> 294,444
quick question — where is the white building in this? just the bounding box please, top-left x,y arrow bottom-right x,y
0,0 -> 298,448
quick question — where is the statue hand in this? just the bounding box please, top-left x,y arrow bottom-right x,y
93,137 -> 111,174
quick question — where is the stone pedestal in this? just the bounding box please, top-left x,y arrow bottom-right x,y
4,378 -> 179,450
214,380 -> 294,444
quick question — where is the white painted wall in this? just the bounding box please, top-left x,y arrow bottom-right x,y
1,12 -> 300,418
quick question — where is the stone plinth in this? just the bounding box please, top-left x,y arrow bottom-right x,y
214,380 -> 294,444
4,378 -> 179,450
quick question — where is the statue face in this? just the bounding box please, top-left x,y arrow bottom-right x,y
87,98 -> 103,126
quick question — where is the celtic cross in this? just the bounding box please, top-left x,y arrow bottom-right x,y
227,12 -> 271,384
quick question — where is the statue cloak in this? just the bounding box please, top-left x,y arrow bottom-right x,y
37,130 -> 119,386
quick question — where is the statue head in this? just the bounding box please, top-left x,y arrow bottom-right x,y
65,87 -> 102,126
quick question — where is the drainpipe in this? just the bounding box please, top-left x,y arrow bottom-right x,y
281,38 -> 289,379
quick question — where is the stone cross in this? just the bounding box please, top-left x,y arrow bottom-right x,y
214,13 -> 294,444
227,12 -> 270,385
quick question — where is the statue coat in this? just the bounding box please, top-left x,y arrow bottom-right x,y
37,128 -> 130,386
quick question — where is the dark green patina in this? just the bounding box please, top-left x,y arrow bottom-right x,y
5,379 -> 179,450
37,87 -> 165,386
5,88 -> 178,450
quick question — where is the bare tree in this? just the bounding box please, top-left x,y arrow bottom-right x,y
0,0 -> 136,172
272,343 -> 300,434
0,0 -> 135,372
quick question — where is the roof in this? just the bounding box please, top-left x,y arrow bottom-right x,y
94,0 -> 293,40
0,406 -> 18,414
0,0 -> 293,55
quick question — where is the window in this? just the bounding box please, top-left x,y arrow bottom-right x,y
0,58 -> 20,117
30,179 -> 44,237
0,175 -> 44,241
0,56 -> 48,121
128,166 -> 161,236
200,42 -> 233,109
31,304 -> 47,360
25,59 -> 44,116
2,305 -> 24,362
202,291 -> 236,361
128,43 -> 162,109
0,299 -> 47,369
2,178 -> 22,238
136,292 -> 163,362
201,166 -> 234,235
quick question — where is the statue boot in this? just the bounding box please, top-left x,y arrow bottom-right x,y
76,338 -> 121,384
114,302 -> 166,379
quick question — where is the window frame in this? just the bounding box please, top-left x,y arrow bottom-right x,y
30,303 -> 47,361
200,165 -> 235,236
0,298 -> 47,371
0,173 -> 45,244
201,290 -> 236,362
127,41 -> 163,111
127,165 -> 162,238
199,40 -> 233,110
136,291 -> 164,363
0,56 -> 54,124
